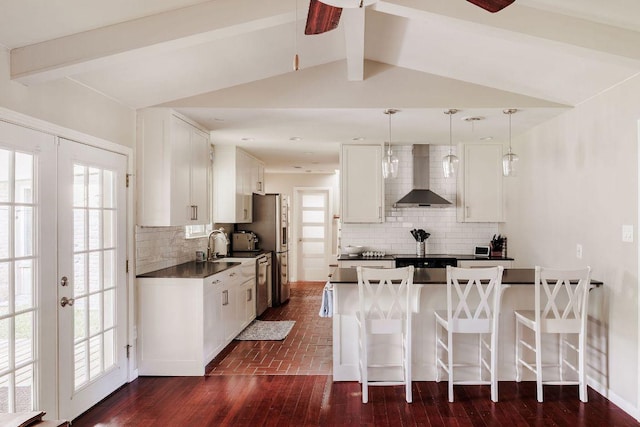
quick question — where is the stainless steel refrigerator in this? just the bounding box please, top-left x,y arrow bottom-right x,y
238,194 -> 289,306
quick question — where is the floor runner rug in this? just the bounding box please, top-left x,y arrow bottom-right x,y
234,320 -> 295,341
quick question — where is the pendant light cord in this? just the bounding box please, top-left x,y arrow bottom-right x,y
388,111 -> 392,155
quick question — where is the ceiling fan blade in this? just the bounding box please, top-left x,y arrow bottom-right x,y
305,0 -> 343,35
466,0 -> 515,13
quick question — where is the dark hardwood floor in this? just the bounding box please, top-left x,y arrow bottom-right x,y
72,282 -> 638,427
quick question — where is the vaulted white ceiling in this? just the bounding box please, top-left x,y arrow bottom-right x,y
2,0 -> 640,172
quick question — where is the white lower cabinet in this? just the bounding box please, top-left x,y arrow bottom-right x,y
137,263 -> 256,376
338,259 -> 395,269
457,260 -> 513,268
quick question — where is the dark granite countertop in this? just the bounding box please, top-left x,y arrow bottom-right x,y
329,267 -> 602,286
338,253 -> 513,262
137,261 -> 241,279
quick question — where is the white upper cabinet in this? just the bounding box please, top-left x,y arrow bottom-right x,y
457,143 -> 505,222
137,108 -> 210,226
340,144 -> 384,223
213,146 -> 264,223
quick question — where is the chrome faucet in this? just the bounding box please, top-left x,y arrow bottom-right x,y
207,228 -> 229,260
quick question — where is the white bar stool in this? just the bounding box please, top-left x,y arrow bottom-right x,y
514,266 -> 592,402
435,265 -> 504,402
356,265 -> 415,403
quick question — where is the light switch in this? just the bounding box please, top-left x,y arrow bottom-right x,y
622,225 -> 634,243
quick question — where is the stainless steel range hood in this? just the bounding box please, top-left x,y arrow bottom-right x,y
393,145 -> 452,208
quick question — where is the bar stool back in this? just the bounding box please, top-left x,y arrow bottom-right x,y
435,265 -> 504,402
514,266 -> 592,402
356,265 -> 415,403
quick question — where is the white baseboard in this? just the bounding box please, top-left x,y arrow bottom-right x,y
588,376 -> 639,421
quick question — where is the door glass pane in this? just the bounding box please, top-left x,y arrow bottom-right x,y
302,194 -> 325,208
14,312 -> 33,366
74,342 -> 88,387
89,252 -> 101,292
74,296 -> 87,341
74,254 -> 87,296
89,336 -> 102,380
74,209 -> 86,251
15,259 -> 33,311
103,329 -> 114,369
0,318 -> 9,372
103,170 -> 114,209
14,153 -> 33,204
103,211 -> 114,249
0,149 -> 9,203
88,209 -> 100,250
302,226 -> 324,239
0,263 -> 8,316
14,207 -> 33,257
73,165 -> 86,207
302,242 -> 324,254
15,364 -> 34,412
103,250 -> 115,289
303,257 -> 325,269
104,289 -> 115,330
89,294 -> 101,336
302,210 -> 324,223
88,168 -> 101,208
0,207 -> 8,259
0,374 -> 8,412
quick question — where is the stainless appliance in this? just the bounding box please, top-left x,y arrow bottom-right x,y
256,253 -> 271,316
231,231 -> 258,252
394,145 -> 452,207
238,194 -> 289,306
395,256 -> 457,268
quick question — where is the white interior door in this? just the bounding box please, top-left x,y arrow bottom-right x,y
57,139 -> 128,420
295,189 -> 330,281
0,122 -> 56,415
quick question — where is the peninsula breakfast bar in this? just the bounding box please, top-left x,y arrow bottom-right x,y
328,267 -> 602,382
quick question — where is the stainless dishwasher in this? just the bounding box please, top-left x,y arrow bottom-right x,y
256,253 -> 271,316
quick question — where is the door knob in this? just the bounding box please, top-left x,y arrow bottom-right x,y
60,297 -> 75,307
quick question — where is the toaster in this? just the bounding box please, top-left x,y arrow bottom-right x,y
231,231 -> 259,251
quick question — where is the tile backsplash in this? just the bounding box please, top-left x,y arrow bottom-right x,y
135,226 -> 207,275
340,145 -> 499,255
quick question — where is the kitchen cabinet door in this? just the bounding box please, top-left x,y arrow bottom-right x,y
457,143 -> 505,222
238,279 -> 256,331
212,145 -> 255,223
203,276 -> 224,362
137,108 -> 210,226
251,159 -> 265,195
340,144 -> 384,223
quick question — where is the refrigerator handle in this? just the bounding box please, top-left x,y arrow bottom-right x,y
282,227 -> 287,246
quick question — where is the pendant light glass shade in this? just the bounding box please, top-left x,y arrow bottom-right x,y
382,109 -> 399,179
442,109 -> 459,178
502,109 -> 518,177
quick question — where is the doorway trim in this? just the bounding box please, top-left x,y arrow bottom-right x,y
292,186 -> 333,282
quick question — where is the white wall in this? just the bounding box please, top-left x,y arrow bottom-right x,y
502,76 -> 640,415
0,47 -> 135,148
341,145 -> 500,255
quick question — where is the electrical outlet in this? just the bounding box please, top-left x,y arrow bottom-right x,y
576,244 -> 583,259
622,225 -> 634,243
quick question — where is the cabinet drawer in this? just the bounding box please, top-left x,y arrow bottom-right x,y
338,260 -> 395,269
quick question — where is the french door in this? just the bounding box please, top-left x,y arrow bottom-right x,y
57,138 -> 128,420
295,188 -> 330,281
0,121 -> 128,420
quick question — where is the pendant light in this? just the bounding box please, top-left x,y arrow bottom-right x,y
442,109 -> 459,178
502,108 -> 518,177
382,109 -> 399,179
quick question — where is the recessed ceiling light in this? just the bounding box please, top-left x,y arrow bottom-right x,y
241,137 -> 254,141
212,117 -> 225,122
293,165 -> 302,169
289,137 -> 302,141
480,136 -> 493,141
352,137 -> 365,141
462,116 -> 485,122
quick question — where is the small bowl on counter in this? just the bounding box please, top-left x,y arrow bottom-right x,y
343,245 -> 364,257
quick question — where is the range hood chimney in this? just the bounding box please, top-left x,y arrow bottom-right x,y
393,145 -> 452,208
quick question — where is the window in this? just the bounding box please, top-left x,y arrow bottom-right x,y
185,224 -> 212,239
